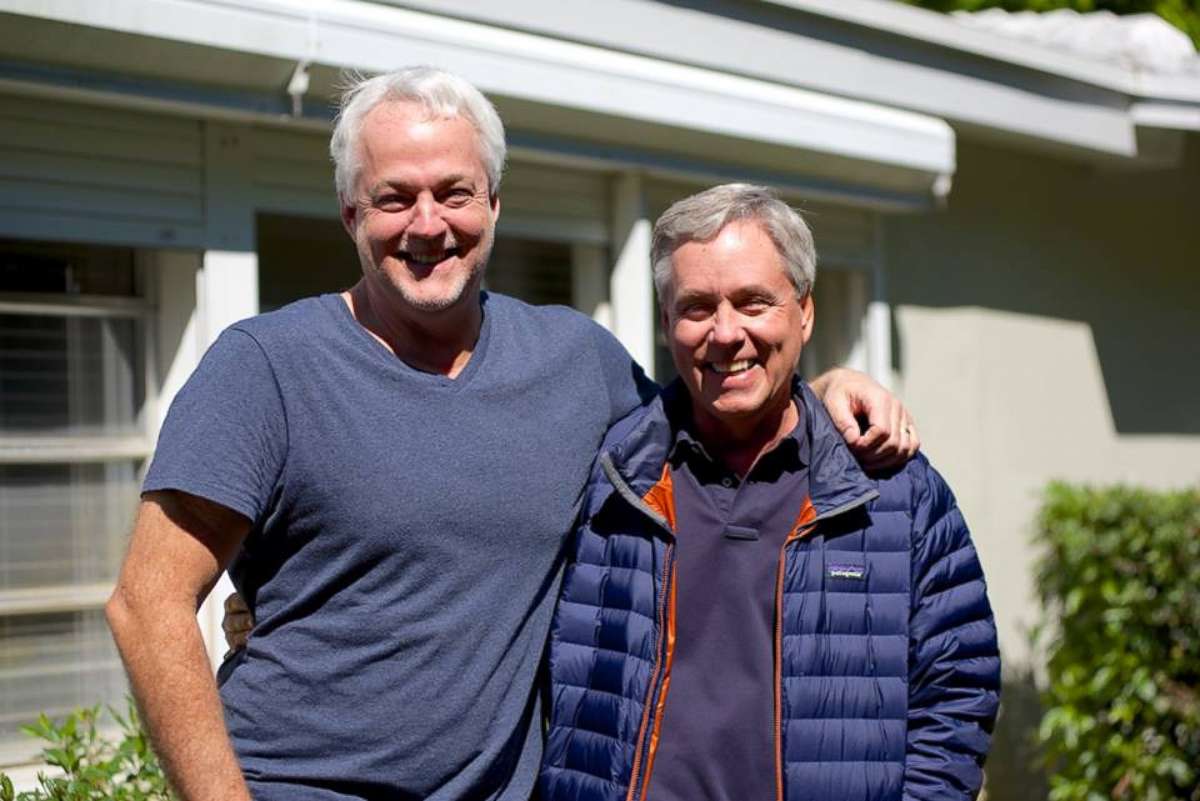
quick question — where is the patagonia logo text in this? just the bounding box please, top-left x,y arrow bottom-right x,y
828,564 -> 865,580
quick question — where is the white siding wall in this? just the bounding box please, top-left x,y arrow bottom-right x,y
0,95 -> 206,249
252,128 -> 336,220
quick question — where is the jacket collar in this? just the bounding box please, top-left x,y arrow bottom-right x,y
601,377 -> 878,520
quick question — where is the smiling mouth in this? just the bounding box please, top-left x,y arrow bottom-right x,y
399,248 -> 459,265
708,359 -> 756,375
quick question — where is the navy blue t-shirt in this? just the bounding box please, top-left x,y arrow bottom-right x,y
144,292 -> 653,801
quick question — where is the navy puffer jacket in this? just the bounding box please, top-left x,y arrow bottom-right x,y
539,381 -> 1000,801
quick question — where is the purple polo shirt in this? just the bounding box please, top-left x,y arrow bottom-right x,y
646,399 -> 812,801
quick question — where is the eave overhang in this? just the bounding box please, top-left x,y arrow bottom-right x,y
0,0 -> 956,209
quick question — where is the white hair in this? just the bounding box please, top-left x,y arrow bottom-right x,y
330,66 -> 507,204
651,183 -> 817,301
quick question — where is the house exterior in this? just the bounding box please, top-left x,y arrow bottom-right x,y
0,0 -> 1196,793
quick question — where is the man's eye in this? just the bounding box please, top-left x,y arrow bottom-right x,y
680,305 -> 712,321
739,300 -> 771,314
441,188 -> 475,207
375,195 -> 411,211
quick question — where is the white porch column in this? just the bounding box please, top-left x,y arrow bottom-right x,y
867,218 -> 894,389
198,251 -> 259,344
193,249 -> 259,672
571,242 -> 613,330
610,172 -> 655,376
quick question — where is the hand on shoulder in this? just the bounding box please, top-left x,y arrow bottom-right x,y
812,367 -> 920,472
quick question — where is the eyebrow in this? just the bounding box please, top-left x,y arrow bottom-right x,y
672,289 -> 714,309
729,284 -> 780,300
368,174 -> 475,193
673,284 -> 780,306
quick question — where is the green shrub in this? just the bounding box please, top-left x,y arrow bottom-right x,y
0,702 -> 174,801
1035,483 -> 1200,801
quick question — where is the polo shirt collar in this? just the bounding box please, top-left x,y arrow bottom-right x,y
668,391 -> 811,477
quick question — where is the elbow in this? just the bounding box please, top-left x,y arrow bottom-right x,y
106,584 -> 164,648
106,580 -> 203,648
105,586 -> 135,645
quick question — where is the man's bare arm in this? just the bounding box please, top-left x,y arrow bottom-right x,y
811,367 -> 920,471
106,490 -> 252,801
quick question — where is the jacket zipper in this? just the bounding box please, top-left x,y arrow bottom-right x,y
601,454 -> 677,801
774,514 -> 816,801
625,545 -> 675,801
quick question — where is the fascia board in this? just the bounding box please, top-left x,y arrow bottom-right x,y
761,0 -> 1200,104
0,0 -> 955,178
369,0 -> 1143,158
1131,101 -> 1200,131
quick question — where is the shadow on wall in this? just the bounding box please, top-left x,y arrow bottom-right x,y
983,667 -> 1050,801
884,135 -> 1200,435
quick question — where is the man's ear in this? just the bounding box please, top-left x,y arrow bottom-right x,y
799,292 -> 815,346
340,201 -> 357,239
490,192 -> 501,224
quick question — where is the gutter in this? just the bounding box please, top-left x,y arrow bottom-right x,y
0,0 -> 955,188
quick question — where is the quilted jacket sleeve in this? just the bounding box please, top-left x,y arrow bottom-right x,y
904,458 -> 1001,801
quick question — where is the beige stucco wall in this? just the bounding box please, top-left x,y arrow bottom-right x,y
883,133 -> 1200,671
882,133 -> 1199,798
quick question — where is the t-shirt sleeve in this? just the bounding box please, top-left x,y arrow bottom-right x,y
591,322 -> 659,424
143,327 -> 287,524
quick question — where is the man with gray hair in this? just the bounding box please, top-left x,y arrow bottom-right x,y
539,184 -> 999,801
107,68 -> 920,801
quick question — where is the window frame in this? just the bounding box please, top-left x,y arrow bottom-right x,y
0,249 -> 158,765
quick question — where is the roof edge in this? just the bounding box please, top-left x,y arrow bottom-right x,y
760,0 -> 1200,103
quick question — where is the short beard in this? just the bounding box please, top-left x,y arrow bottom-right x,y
373,238 -> 492,314
394,270 -> 477,313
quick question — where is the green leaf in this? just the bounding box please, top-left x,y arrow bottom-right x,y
1,705 -> 176,800
1033,482 -> 1200,800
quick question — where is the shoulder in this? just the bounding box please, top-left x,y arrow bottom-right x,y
871,451 -> 952,505
902,453 -> 957,519
869,452 -> 968,561
485,293 -> 615,345
600,399 -> 658,452
226,295 -> 332,349
485,293 -> 641,382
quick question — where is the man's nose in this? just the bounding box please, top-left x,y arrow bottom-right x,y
407,194 -> 448,238
708,304 -> 743,347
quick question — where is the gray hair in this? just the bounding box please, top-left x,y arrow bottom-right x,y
651,183 -> 817,302
330,66 -> 507,204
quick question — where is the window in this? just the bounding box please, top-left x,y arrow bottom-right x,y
484,237 -> 573,307
799,267 -> 869,379
0,239 -> 151,764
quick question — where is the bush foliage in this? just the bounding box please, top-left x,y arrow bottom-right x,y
1034,483 -> 1200,801
899,0 -> 1200,49
0,702 -> 174,801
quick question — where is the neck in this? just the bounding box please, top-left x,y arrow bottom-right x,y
691,394 -> 799,478
343,280 -> 483,378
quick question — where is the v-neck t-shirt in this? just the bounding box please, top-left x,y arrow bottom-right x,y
144,291 -> 655,801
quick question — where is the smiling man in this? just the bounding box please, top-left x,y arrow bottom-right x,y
106,69 -> 922,801
540,184 -> 1001,801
